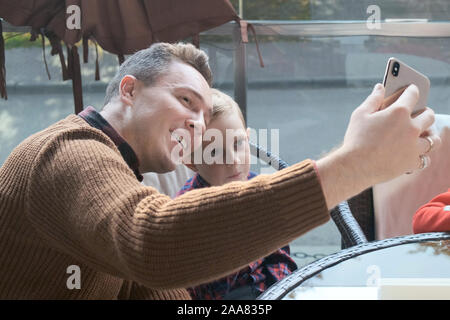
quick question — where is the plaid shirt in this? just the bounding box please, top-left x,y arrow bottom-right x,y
78,106 -> 143,182
176,173 -> 298,300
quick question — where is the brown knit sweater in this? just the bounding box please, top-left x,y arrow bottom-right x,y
0,115 -> 329,299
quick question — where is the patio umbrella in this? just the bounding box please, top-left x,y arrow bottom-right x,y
0,0 -> 241,113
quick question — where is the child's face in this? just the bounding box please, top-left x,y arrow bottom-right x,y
194,111 -> 250,186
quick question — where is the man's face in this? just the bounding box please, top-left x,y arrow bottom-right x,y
128,61 -> 212,173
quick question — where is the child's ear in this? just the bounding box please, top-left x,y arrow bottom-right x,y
246,127 -> 250,139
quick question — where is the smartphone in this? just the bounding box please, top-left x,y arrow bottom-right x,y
382,57 -> 430,115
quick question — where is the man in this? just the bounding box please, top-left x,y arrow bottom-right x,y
0,42 -> 439,299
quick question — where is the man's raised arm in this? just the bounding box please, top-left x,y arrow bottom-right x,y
316,83 -> 438,209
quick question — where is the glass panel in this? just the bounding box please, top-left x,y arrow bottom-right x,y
0,38 -> 116,165
242,34 -> 450,248
243,35 -> 450,165
284,240 -> 450,299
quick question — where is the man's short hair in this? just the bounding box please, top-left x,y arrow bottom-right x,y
104,42 -> 213,105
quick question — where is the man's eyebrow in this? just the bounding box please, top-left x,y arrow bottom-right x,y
174,86 -> 204,103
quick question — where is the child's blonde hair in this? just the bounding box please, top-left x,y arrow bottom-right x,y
210,88 -> 246,127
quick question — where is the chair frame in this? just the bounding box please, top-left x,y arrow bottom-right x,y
331,188 -> 375,248
258,232 -> 450,300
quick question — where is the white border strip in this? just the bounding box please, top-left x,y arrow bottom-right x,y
4,19 -> 450,38
202,20 -> 450,38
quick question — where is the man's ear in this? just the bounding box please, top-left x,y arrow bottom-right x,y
119,75 -> 138,106
246,127 -> 251,139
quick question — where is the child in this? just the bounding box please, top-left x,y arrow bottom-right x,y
413,189 -> 450,234
176,88 -> 297,300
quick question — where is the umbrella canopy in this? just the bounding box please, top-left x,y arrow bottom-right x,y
0,0 -> 240,113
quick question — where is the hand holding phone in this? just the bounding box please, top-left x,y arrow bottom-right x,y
382,57 -> 430,115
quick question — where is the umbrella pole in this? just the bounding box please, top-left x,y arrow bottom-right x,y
233,23 -> 247,123
0,20 -> 7,100
69,46 -> 83,114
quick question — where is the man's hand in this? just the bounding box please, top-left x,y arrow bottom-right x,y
316,83 -> 440,209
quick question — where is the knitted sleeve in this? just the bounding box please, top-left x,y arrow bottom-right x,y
26,131 -> 329,290
413,189 -> 450,234
118,280 -> 191,300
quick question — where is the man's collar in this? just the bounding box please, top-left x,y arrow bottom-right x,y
78,106 -> 143,182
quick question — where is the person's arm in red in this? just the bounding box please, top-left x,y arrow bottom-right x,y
413,189 -> 450,233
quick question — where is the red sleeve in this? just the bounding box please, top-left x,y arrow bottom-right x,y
413,189 -> 450,233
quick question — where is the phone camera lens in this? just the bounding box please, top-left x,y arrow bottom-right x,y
392,62 -> 400,77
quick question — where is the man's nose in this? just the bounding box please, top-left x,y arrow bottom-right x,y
185,114 -> 205,151
185,113 -> 206,136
